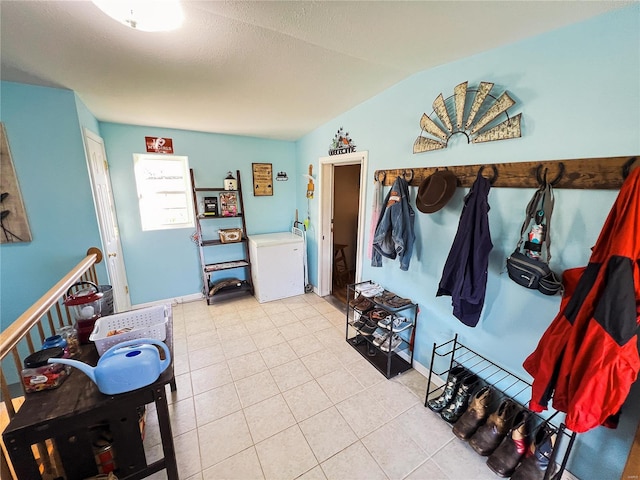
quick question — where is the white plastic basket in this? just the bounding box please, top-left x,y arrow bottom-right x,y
89,304 -> 170,356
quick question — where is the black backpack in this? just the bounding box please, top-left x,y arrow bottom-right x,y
506,182 -> 562,295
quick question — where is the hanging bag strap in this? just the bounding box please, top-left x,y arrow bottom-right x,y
541,182 -> 555,263
515,183 -> 555,263
515,186 -> 544,250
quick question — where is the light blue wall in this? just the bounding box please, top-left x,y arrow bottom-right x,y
1,5 -> 638,477
297,6 -> 640,480
98,122 -> 297,305
75,93 -> 101,136
0,82 -> 105,331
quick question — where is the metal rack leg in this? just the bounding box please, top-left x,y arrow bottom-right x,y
154,386 -> 178,480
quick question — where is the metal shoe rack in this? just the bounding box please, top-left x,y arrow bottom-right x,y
345,281 -> 418,379
424,335 -> 577,480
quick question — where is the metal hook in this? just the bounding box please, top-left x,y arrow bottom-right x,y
536,162 -> 564,187
550,162 -> 565,186
622,157 -> 637,179
402,169 -> 414,183
478,165 -> 498,185
374,170 -> 386,183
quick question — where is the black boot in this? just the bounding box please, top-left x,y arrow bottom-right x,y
440,374 -> 479,423
427,365 -> 467,413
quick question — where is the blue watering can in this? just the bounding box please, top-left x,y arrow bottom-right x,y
49,338 -> 171,395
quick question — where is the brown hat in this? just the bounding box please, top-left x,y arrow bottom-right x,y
416,170 -> 457,213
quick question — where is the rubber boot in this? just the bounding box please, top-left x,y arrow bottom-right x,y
427,365 -> 467,413
440,373 -> 479,423
452,385 -> 493,440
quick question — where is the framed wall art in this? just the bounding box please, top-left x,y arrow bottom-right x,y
0,122 -> 32,243
252,163 -> 273,196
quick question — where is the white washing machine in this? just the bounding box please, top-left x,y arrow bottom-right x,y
249,232 -> 305,303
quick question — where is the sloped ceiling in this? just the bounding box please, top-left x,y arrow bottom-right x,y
0,1 -> 630,141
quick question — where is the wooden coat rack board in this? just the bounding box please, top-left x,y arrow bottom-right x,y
374,155 -> 638,190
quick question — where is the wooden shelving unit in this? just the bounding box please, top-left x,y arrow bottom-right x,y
190,169 -> 254,304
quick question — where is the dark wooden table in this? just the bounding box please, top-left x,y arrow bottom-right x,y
3,318 -> 178,480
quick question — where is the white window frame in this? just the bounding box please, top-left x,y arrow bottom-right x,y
133,154 -> 194,231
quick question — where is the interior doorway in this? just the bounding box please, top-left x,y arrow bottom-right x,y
331,164 -> 361,303
317,151 -> 368,302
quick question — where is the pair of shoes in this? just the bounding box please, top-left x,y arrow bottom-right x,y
356,315 -> 378,335
377,314 -> 412,332
440,373 -> 480,423
355,283 -> 384,297
371,327 -> 389,347
353,297 -> 374,313
369,308 -> 389,322
469,398 -> 519,456
508,423 -> 557,480
371,327 -> 404,352
373,290 -> 395,303
452,385 -> 494,440
349,316 -> 366,330
486,409 -> 532,477
348,294 -> 366,308
379,333 -> 402,352
382,295 -> 412,309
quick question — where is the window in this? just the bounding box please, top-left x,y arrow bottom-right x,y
133,154 -> 194,231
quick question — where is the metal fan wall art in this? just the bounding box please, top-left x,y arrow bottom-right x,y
413,81 -> 522,153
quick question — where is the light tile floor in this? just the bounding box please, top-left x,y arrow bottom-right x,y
140,293 -> 521,480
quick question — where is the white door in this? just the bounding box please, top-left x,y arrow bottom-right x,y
83,128 -> 131,312
317,151 -> 368,297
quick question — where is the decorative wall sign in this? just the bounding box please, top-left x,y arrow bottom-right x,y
329,127 -> 356,155
145,136 -> 174,153
413,81 -> 522,154
0,123 -> 32,243
219,192 -> 238,216
276,171 -> 289,181
203,197 -> 218,216
252,163 -> 273,196
305,164 -> 314,199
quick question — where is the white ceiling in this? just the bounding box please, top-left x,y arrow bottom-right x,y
1,1 -> 631,141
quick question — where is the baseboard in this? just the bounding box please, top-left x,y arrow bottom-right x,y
131,292 -> 203,310
414,358 -> 444,387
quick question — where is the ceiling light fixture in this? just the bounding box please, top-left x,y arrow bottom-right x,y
91,0 -> 184,32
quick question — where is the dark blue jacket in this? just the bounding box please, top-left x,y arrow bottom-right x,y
436,172 -> 493,326
371,176 -> 415,271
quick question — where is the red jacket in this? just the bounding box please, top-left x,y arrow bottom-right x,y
523,166 -> 640,433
